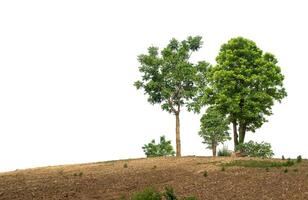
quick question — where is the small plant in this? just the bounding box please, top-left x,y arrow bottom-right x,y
265,167 -> 269,172
284,168 -> 288,173
79,172 -> 83,176
293,168 -> 298,172
152,165 -> 157,169
282,155 -> 285,160
123,163 -> 128,168
218,145 -> 231,157
203,171 -> 208,177
163,186 -> 177,200
297,155 -> 302,163
221,166 -> 225,171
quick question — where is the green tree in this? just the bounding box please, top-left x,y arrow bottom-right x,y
207,37 -> 287,150
142,135 -> 175,157
135,36 -> 205,156
199,106 -> 230,156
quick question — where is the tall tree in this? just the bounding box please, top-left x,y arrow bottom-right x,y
207,37 -> 287,150
199,106 -> 230,156
134,36 -> 204,156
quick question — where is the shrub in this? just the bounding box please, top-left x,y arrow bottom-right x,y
142,136 -> 175,157
297,155 -> 302,163
131,187 -> 162,200
284,168 -> 288,173
236,140 -> 274,158
130,187 -> 198,200
203,171 -> 208,177
123,163 -> 128,168
217,145 -> 231,157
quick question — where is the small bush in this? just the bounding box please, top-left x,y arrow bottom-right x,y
265,167 -> 269,172
217,145 -> 231,157
293,168 -> 298,172
123,163 -> 128,168
297,155 -> 302,163
236,141 -> 274,158
142,135 -> 175,157
284,168 -> 288,173
131,187 -> 162,200
203,171 -> 208,177
221,166 -> 225,171
130,187 -> 198,200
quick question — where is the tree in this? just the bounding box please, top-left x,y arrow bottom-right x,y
135,36 -> 204,156
142,135 -> 175,157
199,106 -> 230,156
207,37 -> 287,150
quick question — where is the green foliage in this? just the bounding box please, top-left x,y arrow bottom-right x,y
134,36 -> 207,114
297,155 -> 302,163
200,37 -> 287,147
217,145 -> 231,157
163,186 -> 177,200
236,140 -> 274,158
130,187 -> 198,200
224,159 -> 295,168
131,187 -> 162,200
142,136 -> 175,157
203,171 -> 208,177
199,107 -> 231,156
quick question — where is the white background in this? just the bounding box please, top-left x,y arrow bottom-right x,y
0,0 -> 307,172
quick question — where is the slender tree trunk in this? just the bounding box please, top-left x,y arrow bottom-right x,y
175,112 -> 181,157
232,121 -> 239,151
238,122 -> 246,144
212,143 -> 217,157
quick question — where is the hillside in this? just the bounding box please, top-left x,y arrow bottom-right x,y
0,156 -> 307,200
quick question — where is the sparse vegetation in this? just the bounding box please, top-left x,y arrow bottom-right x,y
123,163 -> 128,168
223,159 -> 295,168
221,166 -> 226,171
142,136 -> 175,157
236,141 -> 274,158
129,186 -> 198,200
217,145 -> 231,157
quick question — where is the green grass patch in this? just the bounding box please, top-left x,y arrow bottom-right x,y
222,159 -> 295,168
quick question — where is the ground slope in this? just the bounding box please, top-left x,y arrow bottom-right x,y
0,156 -> 307,200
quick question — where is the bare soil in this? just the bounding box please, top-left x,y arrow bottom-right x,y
0,156 -> 307,200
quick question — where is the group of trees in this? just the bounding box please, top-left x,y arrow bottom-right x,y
135,36 -> 287,157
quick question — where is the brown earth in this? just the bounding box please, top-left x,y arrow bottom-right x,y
0,156 -> 308,200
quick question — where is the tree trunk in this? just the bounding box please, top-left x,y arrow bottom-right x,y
175,112 -> 181,157
232,121 -> 239,151
212,143 -> 217,157
238,122 -> 246,144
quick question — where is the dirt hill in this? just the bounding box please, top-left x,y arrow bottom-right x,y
0,156 -> 307,200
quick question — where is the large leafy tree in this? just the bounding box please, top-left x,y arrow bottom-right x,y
206,37 -> 287,150
199,106 -> 230,156
134,36 -> 204,156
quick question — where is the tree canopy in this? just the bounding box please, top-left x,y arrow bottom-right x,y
205,37 -> 287,148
